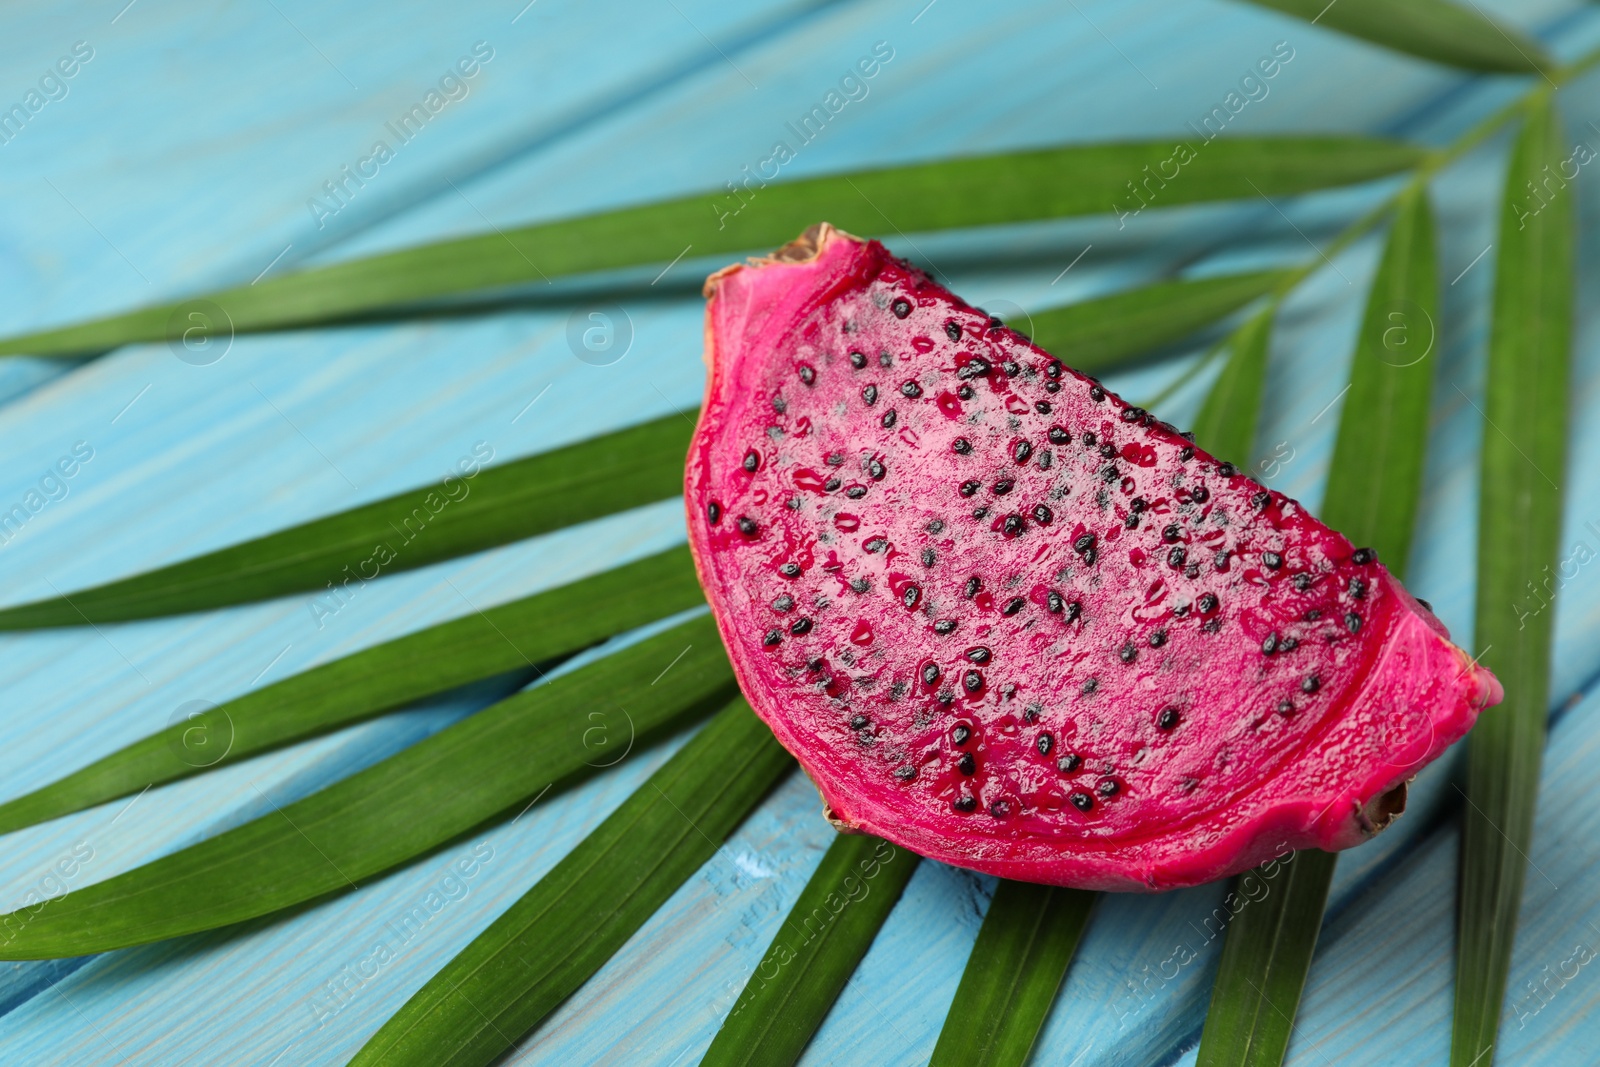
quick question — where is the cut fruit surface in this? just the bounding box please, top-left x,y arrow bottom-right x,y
686,224 -> 1500,891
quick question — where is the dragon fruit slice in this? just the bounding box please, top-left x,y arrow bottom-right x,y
685,224 -> 1501,891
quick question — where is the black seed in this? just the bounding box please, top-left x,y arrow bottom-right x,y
1035,401 -> 1052,414
1097,778 -> 1119,798
1163,524 -> 1181,543
1049,427 -> 1071,445
1130,497 -> 1148,512
1058,754 -> 1082,774
957,752 -> 975,775
1119,643 -> 1138,664
882,410 -> 897,429
1002,514 -> 1024,537
867,458 -> 886,480
779,562 -> 801,578
1034,732 -> 1053,756
763,630 -> 782,647
1099,443 -> 1116,459
1301,675 -> 1321,694
1280,637 -> 1298,652
894,765 -> 916,781
1089,385 -> 1105,402
889,681 -> 906,698
1214,550 -> 1230,570
862,384 -> 878,405
1003,597 -> 1026,616
772,595 -> 794,612
738,516 -> 758,537
1198,593 -> 1219,614
1349,577 -> 1367,600
933,618 -> 956,635
846,486 -> 867,499
1046,591 -> 1064,614
1046,359 -> 1063,379
1158,707 -> 1180,730
945,321 -> 962,341
953,437 -> 973,455
708,501 -> 722,524
1217,463 -> 1237,478
1179,446 -> 1194,462
798,364 -> 816,385
937,690 -> 955,706
1003,361 -> 1020,377
1252,491 -> 1271,510
1120,407 -> 1144,423
1013,441 -> 1033,464
865,537 -> 888,553
901,381 -> 922,398
993,479 -> 1014,495
1069,791 -> 1094,812
1082,431 -> 1098,446
927,519 -> 945,534
954,795 -> 976,812
963,670 -> 983,693
826,453 -> 845,466
922,548 -> 936,567
891,298 -> 912,318
1293,573 -> 1313,592
1081,677 -> 1099,695
957,356 -> 992,380
965,646 -> 992,664
742,450 -> 760,473
1168,547 -> 1187,568
824,477 -> 841,491
988,799 -> 1012,818
964,577 -> 981,599
880,351 -> 894,367
1201,618 -> 1221,633
972,507 -> 990,519
1262,632 -> 1279,655
1417,598 -> 1433,612
1345,612 -> 1362,634
1351,547 -> 1377,565
850,578 -> 870,593
957,384 -> 975,400
790,617 -> 813,635
922,663 -> 941,685
1075,533 -> 1097,554
951,723 -> 971,745
773,397 -> 787,414
1185,564 -> 1200,579
850,350 -> 868,369
1125,514 -> 1140,529
1033,504 -> 1053,524
903,584 -> 921,608
959,480 -> 981,497
850,714 -> 869,730
1150,629 -> 1167,648
1191,486 -> 1209,504
1277,699 -> 1294,715
1065,600 -> 1083,622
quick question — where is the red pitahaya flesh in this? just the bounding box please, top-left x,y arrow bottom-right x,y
685,224 -> 1502,891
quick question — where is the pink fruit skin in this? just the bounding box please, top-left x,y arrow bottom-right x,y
686,224 -> 1501,891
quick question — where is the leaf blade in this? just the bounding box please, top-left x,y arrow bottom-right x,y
1190,309 -> 1274,467
0,138 -> 1423,356
701,834 -> 919,1067
1196,182 -> 1439,1067
0,614 -> 736,958
1030,270 -> 1287,375
349,698 -> 791,1067
1241,0 -> 1551,73
928,880 -> 1096,1067
0,546 -> 704,834
0,412 -> 694,628
1453,94 -> 1572,1067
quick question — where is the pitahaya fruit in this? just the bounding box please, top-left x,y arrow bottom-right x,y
685,224 -> 1501,891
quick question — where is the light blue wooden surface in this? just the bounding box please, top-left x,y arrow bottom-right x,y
0,1 -> 1596,1064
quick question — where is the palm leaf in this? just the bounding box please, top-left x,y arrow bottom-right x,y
0,546 -> 703,834
701,834 -> 919,1066
928,880 -> 1096,1066
1239,0 -> 1550,72
1030,270 -> 1286,373
1198,182 -> 1437,1067
0,615 -> 734,957
1453,93 -> 1572,1067
0,138 -> 1422,356
1190,309 -> 1274,465
349,697 -> 791,1067
0,413 -> 693,628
